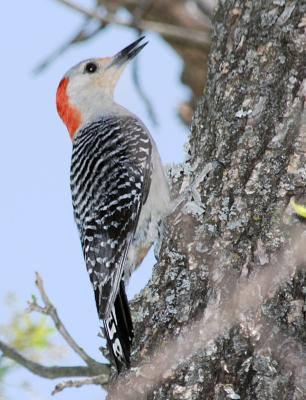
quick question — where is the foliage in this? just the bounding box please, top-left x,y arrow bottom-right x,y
0,294 -> 56,394
291,199 -> 306,218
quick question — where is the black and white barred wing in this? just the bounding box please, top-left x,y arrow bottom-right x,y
83,166 -> 145,319
72,116 -> 152,321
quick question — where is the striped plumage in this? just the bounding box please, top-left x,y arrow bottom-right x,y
71,116 -> 152,317
56,37 -> 170,372
71,115 -> 152,369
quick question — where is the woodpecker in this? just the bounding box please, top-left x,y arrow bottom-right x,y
56,37 -> 170,371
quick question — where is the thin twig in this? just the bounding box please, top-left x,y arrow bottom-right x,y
28,272 -> 101,369
133,0 -> 154,19
52,375 -> 106,395
194,0 -> 216,17
33,20 -> 103,75
130,1 -> 158,126
132,52 -> 158,126
0,340 -> 109,379
54,0 -> 211,47
33,2 -> 107,75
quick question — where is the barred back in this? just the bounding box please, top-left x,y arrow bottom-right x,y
70,115 -> 152,369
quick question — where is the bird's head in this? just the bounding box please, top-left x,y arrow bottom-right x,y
56,36 -> 148,139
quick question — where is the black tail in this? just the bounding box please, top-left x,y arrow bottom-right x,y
103,280 -> 134,372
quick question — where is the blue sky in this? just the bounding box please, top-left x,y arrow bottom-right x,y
0,1 -> 188,398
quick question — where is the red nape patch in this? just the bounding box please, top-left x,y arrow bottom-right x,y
56,77 -> 82,139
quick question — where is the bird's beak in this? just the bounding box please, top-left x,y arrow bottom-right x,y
107,36 -> 148,69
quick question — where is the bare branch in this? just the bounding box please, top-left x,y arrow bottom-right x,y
33,26 -> 102,75
194,0 -> 216,17
33,11 -> 104,74
132,48 -> 158,126
132,0 -> 154,22
128,2 -> 158,126
53,0 -> 211,47
51,375 -> 106,395
0,273 -> 111,391
0,340 -> 109,379
28,272 -> 102,369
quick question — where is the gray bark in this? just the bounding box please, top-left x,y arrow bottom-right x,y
109,0 -> 306,399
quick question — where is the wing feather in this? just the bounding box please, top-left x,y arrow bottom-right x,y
74,117 -> 152,319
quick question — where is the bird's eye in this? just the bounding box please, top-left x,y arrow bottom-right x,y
84,62 -> 98,74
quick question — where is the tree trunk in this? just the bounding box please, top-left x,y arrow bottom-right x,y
109,1 -> 306,399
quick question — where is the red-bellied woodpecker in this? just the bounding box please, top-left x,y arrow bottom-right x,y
56,37 -> 170,371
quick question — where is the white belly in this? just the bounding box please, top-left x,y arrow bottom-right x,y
125,142 -> 171,281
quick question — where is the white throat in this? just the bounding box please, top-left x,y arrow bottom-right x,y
68,82 -> 131,131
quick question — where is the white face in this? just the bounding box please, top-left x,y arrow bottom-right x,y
66,58 -> 124,119
56,37 -> 148,137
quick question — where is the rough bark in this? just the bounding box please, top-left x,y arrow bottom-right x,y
109,0 -> 306,399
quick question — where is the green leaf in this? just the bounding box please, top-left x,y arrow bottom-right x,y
10,314 -> 55,355
290,199 -> 306,218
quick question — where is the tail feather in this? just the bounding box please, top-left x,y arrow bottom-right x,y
103,280 -> 134,372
